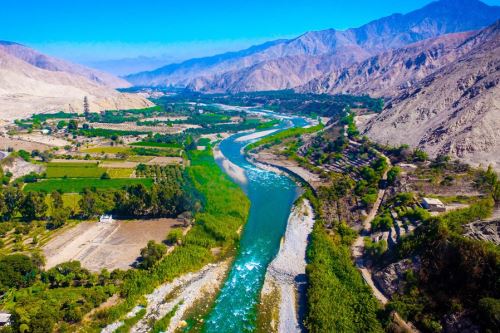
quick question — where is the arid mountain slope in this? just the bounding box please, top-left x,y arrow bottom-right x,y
360,21 -> 500,168
299,30 -> 481,97
0,44 -> 153,121
0,41 -> 131,89
126,0 -> 500,92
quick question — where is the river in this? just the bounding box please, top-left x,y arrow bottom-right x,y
202,116 -> 307,332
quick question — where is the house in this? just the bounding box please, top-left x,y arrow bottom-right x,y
422,197 -> 446,212
0,312 -> 11,326
99,214 -> 114,223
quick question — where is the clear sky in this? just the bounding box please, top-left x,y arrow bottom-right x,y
3,0 -> 500,64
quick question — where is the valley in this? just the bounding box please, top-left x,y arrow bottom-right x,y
0,1 -> 499,332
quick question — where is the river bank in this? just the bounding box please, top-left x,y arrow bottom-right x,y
260,199 -> 315,333
102,259 -> 231,333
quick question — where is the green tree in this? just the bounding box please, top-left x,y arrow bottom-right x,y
139,241 -> 166,269
0,254 -> 38,290
51,190 -> 64,210
68,119 -> 78,131
20,192 -> 47,221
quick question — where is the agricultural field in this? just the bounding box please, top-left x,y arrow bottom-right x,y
44,161 -> 135,179
43,218 -> 182,271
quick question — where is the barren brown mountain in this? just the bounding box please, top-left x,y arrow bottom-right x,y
360,21 -> 500,168
0,42 -> 153,120
126,0 -> 500,92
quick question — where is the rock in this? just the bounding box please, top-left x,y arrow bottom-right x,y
373,257 -> 420,297
463,220 -> 500,245
443,312 -> 480,333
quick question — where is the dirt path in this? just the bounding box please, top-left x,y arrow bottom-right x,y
351,149 -> 390,305
261,200 -> 315,333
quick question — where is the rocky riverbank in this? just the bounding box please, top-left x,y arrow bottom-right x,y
260,199 -> 315,333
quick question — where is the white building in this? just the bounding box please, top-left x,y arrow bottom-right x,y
99,214 -> 114,223
422,198 -> 446,212
0,312 -> 11,326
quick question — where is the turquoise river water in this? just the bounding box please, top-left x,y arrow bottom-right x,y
203,116 -> 307,332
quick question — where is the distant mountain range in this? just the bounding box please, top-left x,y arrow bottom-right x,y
124,0 -> 500,168
125,0 -> 500,93
0,42 -> 153,120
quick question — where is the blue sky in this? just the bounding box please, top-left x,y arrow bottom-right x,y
3,0 -> 500,65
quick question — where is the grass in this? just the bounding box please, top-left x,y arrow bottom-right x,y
245,123 -> 324,152
46,162 -> 98,168
107,168 -> 134,178
24,178 -> 153,193
130,141 -> 182,149
46,166 -> 107,178
81,146 -> 134,154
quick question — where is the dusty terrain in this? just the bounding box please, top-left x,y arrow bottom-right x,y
1,157 -> 44,180
0,136 -> 52,151
43,219 -> 180,271
0,42 -> 153,121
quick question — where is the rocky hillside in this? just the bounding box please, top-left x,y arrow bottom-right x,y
0,41 -> 131,89
298,31 -> 478,97
0,42 -> 153,121
360,20 -> 500,168
126,0 -> 500,92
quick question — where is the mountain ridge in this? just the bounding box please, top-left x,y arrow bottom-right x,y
0,43 -> 153,121
125,0 -> 500,91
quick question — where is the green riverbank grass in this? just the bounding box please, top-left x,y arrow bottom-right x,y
84,148 -> 250,331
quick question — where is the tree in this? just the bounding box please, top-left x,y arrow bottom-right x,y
139,241 -> 166,269
56,120 -> 67,129
68,120 -> 78,131
0,254 -> 38,290
100,172 -> 111,180
387,166 -> 401,185
166,229 -> 183,245
19,192 -> 47,221
51,208 -> 69,228
51,191 -> 64,210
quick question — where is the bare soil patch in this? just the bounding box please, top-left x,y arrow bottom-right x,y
43,218 -> 181,271
0,136 -> 52,151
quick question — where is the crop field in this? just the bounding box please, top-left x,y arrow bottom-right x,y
81,146 -> 134,154
130,141 -> 182,148
45,161 -> 134,179
46,166 -> 107,178
107,168 -> 134,178
24,178 -> 153,193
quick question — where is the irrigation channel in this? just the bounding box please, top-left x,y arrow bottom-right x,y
202,114 -> 308,332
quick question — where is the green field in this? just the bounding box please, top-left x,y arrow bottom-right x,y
25,178 -> 153,193
107,168 -> 134,178
47,162 -> 98,168
81,146 -> 134,154
130,141 -> 182,149
46,166 -> 107,178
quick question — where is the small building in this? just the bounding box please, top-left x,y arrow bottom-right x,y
0,312 -> 11,326
99,214 -> 114,223
422,197 -> 446,212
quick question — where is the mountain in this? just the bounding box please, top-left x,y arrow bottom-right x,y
360,20 -> 500,168
0,42 -> 153,121
126,0 -> 500,92
298,30 -> 478,97
85,55 -> 180,77
0,41 -> 131,89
